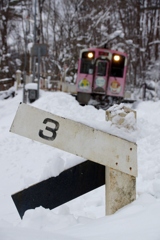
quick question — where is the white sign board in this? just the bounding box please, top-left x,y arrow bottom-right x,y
10,103 -> 137,176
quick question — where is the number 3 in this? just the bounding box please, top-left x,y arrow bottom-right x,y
39,118 -> 59,141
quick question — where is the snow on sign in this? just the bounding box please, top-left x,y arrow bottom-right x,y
10,103 -> 137,177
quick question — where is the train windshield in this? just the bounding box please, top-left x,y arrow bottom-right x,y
80,59 -> 94,74
97,61 -> 107,76
80,51 -> 95,74
110,54 -> 125,77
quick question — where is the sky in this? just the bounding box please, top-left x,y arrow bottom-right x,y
0,89 -> 160,240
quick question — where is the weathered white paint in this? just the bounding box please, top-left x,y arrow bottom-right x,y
105,105 -> 137,214
10,103 -> 137,177
105,167 -> 136,215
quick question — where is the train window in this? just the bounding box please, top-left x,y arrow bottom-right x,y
80,59 -> 94,74
110,54 -> 125,77
82,51 -> 95,59
97,61 -> 107,76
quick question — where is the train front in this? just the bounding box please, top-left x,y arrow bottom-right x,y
76,48 -> 128,106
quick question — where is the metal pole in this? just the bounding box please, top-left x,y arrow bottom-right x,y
33,0 -> 37,83
23,29 -> 28,103
37,46 -> 41,99
34,0 -> 37,43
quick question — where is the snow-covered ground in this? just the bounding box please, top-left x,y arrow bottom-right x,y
0,89 -> 160,240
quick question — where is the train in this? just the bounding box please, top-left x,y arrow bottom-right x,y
76,47 -> 128,108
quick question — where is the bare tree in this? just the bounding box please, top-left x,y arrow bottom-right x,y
0,0 -> 23,78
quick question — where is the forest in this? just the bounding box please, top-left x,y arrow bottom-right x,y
0,0 -> 160,91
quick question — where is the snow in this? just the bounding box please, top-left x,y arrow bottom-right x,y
25,83 -> 38,90
0,89 -> 160,239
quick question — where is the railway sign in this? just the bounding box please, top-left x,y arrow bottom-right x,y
10,103 -> 137,176
31,43 -> 48,57
10,103 -> 137,215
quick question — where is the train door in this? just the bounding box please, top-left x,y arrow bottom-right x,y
93,59 -> 109,93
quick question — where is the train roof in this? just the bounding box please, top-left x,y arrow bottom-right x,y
80,47 -> 127,57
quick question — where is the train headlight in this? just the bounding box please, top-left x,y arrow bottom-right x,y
87,52 -> 94,58
113,55 -> 120,61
